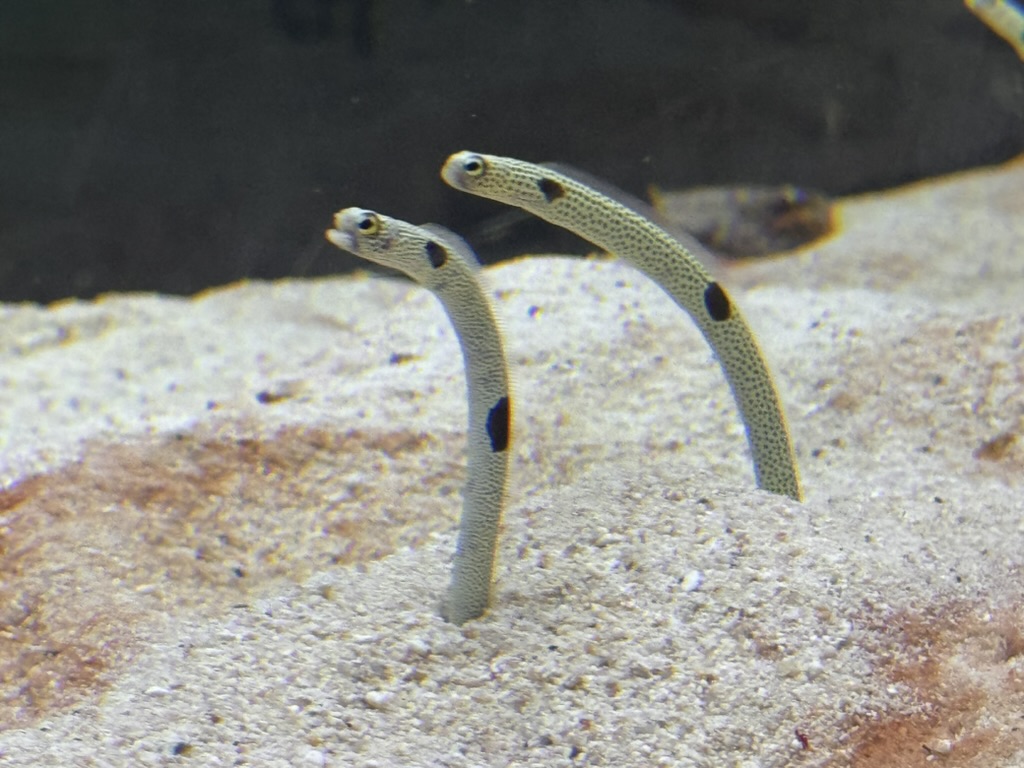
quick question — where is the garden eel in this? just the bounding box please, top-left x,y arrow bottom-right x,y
326,209 -> 511,625
442,152 -> 802,501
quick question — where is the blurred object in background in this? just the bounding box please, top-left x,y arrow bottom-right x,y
0,0 -> 1021,302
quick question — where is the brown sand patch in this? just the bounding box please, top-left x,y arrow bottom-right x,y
836,600 -> 1024,767
0,420 -> 462,726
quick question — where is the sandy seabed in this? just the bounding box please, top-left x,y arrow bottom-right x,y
0,158 -> 1022,767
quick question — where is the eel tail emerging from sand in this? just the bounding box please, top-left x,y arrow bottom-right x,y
326,209 -> 512,624
441,151 -> 802,501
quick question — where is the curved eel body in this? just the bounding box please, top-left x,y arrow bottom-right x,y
441,152 -> 801,500
326,209 -> 511,624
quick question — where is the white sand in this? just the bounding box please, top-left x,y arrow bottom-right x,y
0,158 -> 1022,766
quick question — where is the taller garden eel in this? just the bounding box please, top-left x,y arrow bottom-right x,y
442,151 -> 802,501
326,209 -> 511,625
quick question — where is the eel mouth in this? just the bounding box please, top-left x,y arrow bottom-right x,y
440,152 -> 474,189
325,227 -> 355,253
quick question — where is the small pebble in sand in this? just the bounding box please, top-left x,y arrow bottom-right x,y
680,570 -> 703,592
363,690 -> 394,710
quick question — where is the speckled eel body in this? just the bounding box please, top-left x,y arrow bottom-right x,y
442,152 -> 801,501
326,209 -> 511,624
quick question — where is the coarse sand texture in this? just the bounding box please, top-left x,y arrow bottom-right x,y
0,157 -> 1022,766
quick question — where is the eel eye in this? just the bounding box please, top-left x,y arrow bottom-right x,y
462,154 -> 486,177
356,212 -> 381,235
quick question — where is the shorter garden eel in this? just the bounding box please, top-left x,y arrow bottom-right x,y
442,152 -> 802,501
326,209 -> 512,624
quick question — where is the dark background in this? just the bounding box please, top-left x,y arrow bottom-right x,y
1,0 -> 1021,303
